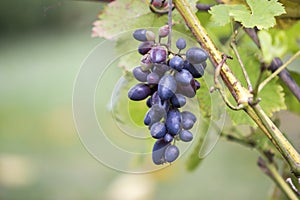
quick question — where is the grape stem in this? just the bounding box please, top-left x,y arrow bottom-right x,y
167,0 -> 173,48
173,0 -> 300,177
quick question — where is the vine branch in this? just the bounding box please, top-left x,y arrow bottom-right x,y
173,0 -> 300,177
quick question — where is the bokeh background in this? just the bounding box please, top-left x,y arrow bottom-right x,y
1,1 -> 299,199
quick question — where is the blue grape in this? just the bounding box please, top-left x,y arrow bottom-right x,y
164,145 -> 179,163
183,60 -> 204,78
152,139 -> 170,165
144,104 -> 167,126
158,75 -> 177,100
133,66 -> 150,82
150,46 -> 167,63
133,29 -> 155,41
181,111 -> 196,130
179,130 -> 193,142
170,93 -> 186,108
176,38 -> 186,50
176,83 -> 196,98
163,133 -> 173,143
169,56 -> 184,71
175,69 -> 193,85
150,122 -> 167,139
153,64 -> 170,77
166,108 -> 181,135
194,79 -> 200,90
138,41 -> 153,55
147,72 -> 160,84
186,47 -> 208,64
128,83 -> 151,101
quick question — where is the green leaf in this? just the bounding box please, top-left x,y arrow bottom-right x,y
258,30 -> 287,64
92,0 -> 166,39
209,0 -> 286,29
226,36 -> 286,126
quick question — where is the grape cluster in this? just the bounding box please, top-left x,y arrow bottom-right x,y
128,27 -> 208,165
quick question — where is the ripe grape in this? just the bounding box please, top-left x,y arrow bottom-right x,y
147,72 -> 160,84
150,122 -> 167,139
181,111 -> 196,130
179,130 -> 193,142
176,38 -> 186,50
128,28 -> 209,165
138,41 -> 154,55
175,69 -> 193,85
164,145 -> 179,163
152,139 -> 170,165
166,108 -> 181,135
150,46 -> 167,63
133,29 -> 155,41
176,83 -> 196,98
128,83 -> 151,101
186,47 -> 208,64
169,56 -> 184,71
164,133 -> 173,143
170,93 -> 186,108
133,66 -> 150,82
158,75 -> 177,100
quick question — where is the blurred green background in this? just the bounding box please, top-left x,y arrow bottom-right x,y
0,0 -> 292,199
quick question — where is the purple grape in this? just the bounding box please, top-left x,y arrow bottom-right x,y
179,130 -> 193,142
158,75 -> 177,100
176,38 -> 186,50
150,46 -> 167,64
166,108 -> 181,135
186,47 -> 208,64
169,56 -> 184,71
138,41 -> 154,55
147,72 -> 160,84
170,93 -> 186,108
128,83 -> 151,101
152,139 -> 170,165
164,145 -> 179,163
150,122 -> 167,139
159,25 -> 169,38
176,83 -> 196,98
175,69 -> 193,85
133,66 -> 150,82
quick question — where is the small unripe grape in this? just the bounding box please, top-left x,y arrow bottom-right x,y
159,25 -> 169,38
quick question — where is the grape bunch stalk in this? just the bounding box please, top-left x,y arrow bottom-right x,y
127,26 -> 208,165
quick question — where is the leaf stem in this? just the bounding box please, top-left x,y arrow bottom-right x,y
258,50 -> 300,92
230,40 -> 253,92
